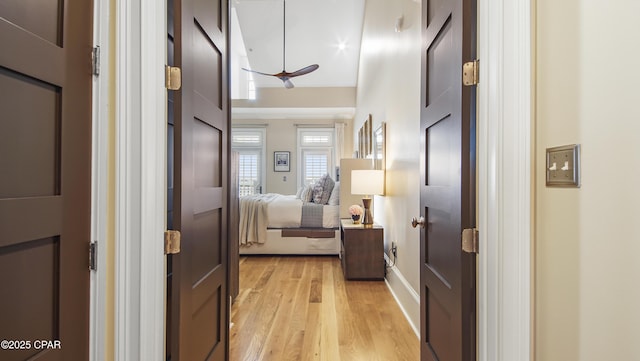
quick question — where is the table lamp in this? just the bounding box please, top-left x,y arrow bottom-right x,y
350,170 -> 384,226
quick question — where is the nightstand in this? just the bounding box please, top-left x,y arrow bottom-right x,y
339,219 -> 384,280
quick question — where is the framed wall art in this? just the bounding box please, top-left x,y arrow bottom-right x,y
373,122 -> 386,194
274,151 -> 290,172
373,122 -> 386,171
357,114 -> 373,158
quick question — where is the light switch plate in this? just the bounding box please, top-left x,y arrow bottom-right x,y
546,144 -> 580,187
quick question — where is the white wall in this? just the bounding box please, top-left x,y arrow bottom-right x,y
353,0 -> 422,331
535,1 -> 640,360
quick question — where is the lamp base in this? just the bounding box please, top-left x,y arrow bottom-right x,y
362,197 -> 373,227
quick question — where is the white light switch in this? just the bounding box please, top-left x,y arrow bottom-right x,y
546,144 -> 580,187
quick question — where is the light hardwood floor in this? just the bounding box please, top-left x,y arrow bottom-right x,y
230,256 -> 420,361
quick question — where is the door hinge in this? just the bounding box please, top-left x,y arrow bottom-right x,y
165,65 -> 182,90
461,228 -> 479,254
89,241 -> 97,271
165,230 -> 181,255
92,46 -> 100,77
462,59 -> 479,86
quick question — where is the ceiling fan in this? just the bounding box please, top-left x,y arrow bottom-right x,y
242,0 -> 319,89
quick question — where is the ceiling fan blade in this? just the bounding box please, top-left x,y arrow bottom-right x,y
243,0 -> 316,90
287,64 -> 320,78
241,67 -> 276,77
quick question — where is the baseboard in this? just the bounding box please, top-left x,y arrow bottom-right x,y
384,255 -> 420,338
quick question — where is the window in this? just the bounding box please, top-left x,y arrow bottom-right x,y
302,150 -> 331,185
297,128 -> 335,187
232,128 -> 266,196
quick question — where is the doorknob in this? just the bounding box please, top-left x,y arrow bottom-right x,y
411,216 -> 425,228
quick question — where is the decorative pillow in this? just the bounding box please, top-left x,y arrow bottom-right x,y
295,186 -> 305,199
312,174 -> 335,204
300,185 -> 314,203
327,182 -> 340,205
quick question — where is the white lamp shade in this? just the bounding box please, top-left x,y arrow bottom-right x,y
351,170 -> 384,196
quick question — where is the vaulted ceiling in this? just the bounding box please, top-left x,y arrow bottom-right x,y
231,0 -> 366,90
231,0 -> 365,119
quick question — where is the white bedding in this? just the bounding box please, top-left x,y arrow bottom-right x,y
239,193 -> 339,246
268,194 -> 339,228
265,194 -> 301,228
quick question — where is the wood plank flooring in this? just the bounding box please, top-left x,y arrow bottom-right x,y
230,256 -> 420,361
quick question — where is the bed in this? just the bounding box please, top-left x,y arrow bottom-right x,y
239,176 -> 340,255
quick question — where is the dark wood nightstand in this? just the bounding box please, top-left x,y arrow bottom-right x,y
339,219 -> 384,280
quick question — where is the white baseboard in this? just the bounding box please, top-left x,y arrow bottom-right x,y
384,255 -> 420,338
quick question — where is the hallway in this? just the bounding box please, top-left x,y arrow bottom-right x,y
230,256 -> 419,360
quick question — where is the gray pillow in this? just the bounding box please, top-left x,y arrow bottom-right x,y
300,185 -> 314,203
312,174 -> 335,204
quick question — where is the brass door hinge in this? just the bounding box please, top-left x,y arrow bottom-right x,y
165,65 -> 182,90
461,228 -> 479,254
462,60 -> 479,86
165,230 -> 181,255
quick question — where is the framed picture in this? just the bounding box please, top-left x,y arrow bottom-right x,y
274,151 -> 290,172
373,122 -> 386,171
358,127 -> 364,158
357,114 -> 373,158
364,115 -> 372,156
373,122 -> 386,195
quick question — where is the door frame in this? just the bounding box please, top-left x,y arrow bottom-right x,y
114,0 -> 166,359
90,0 -> 110,359
91,0 -> 167,360
90,0 -> 533,360
477,0 -> 532,360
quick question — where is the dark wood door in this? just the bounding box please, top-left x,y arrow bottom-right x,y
0,1 -> 93,361
169,0 -> 230,360
419,0 -> 476,360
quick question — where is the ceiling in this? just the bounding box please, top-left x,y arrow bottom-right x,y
231,0 -> 366,89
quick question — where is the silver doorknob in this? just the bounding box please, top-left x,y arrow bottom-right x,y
411,216 -> 425,228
